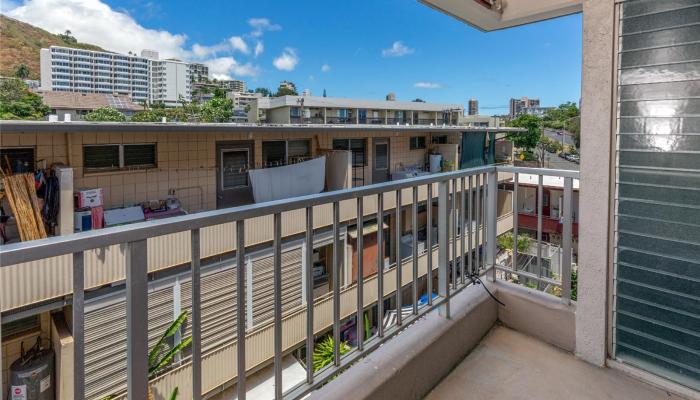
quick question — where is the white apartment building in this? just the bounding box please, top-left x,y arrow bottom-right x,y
147,57 -> 192,106
39,46 -> 193,106
39,46 -> 149,103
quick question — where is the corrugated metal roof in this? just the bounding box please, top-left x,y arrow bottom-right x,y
37,91 -> 144,112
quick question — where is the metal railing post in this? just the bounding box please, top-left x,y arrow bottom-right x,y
236,220 -> 247,400
437,180 -> 450,318
512,173 -> 519,274
561,177 -> 573,303
356,198 -> 365,350
191,229 -> 202,400
126,239 -> 148,400
395,190 -> 402,326
332,201 -> 341,365
377,193 -> 385,337
487,171 -> 498,281
536,175 -> 544,289
273,213 -> 283,399
426,184 -> 433,305
72,251 -> 85,400
305,208 -> 315,382
412,187 -> 418,315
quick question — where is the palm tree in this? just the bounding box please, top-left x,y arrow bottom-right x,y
14,64 -> 30,79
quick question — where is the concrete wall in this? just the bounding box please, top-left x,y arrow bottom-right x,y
577,0 -> 614,366
0,128 -> 456,213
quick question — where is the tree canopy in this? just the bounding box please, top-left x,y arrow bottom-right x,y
507,114 -> 541,150
0,78 -> 49,120
84,106 -> 126,122
14,64 -> 30,79
275,86 -> 298,96
254,87 -> 272,97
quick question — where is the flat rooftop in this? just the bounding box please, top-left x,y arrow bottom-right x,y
0,120 -> 525,134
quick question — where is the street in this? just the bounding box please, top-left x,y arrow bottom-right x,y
544,128 -> 575,147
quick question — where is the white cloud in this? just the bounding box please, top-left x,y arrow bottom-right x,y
321,64 -> 331,73
254,41 -> 264,57
382,41 -> 414,57
414,82 -> 442,89
229,36 -> 249,54
206,57 -> 260,80
191,42 -> 228,58
248,18 -> 281,37
7,0 -> 188,59
273,48 -> 299,71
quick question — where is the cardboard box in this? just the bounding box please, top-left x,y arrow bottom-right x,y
75,188 -> 103,208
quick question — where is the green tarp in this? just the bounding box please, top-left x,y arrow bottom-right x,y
460,132 -> 496,169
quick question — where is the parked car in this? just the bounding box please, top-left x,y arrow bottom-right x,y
559,152 -> 570,159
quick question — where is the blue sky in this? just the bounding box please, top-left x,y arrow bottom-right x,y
6,0 -> 582,114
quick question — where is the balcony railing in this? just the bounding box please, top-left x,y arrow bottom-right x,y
290,116 -> 325,124
0,165 -> 577,400
325,116 -> 355,124
360,117 -> 385,124
386,117 -> 409,124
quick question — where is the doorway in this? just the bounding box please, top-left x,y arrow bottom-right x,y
216,141 -> 254,208
372,137 -> 390,183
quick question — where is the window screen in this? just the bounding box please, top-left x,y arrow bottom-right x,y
222,149 -> 249,189
262,141 -> 286,167
431,135 -> 448,144
288,139 -> 311,162
410,136 -> 426,150
0,147 -> 35,173
84,145 -> 120,171
333,139 -> 366,167
374,143 -> 388,170
123,144 -> 156,168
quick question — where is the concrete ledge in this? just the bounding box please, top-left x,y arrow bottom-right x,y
309,285 -> 497,400
494,280 -> 576,352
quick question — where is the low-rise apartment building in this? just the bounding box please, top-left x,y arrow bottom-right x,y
0,121 -> 517,398
248,95 -> 465,126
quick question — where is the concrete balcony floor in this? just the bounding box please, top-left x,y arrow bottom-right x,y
425,325 -> 685,400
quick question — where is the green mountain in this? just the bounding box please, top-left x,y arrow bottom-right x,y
0,15 -> 108,80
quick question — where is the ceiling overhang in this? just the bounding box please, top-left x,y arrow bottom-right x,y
419,0 -> 582,31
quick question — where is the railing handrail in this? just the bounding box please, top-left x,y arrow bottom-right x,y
0,164 -> 503,267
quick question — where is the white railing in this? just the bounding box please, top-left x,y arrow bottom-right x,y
0,165 -> 578,400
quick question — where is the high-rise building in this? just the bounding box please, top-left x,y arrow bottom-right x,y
190,63 -> 209,83
279,80 -> 297,93
509,96 -> 540,118
468,99 -> 479,115
219,79 -> 246,93
144,50 -> 192,106
39,46 -> 149,103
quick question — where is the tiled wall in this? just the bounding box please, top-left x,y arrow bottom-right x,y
1,128 -> 461,212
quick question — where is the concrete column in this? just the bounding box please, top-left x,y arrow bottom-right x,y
576,0 -> 615,367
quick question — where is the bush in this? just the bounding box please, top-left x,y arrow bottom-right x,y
84,106 -> 126,122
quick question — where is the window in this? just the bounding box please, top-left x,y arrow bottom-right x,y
333,138 -> 367,167
290,107 -> 300,117
0,147 -> 35,173
84,144 -> 156,172
262,141 -> 286,167
410,136 -> 426,150
287,139 -> 311,163
431,135 -> 448,144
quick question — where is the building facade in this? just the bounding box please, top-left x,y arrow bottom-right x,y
249,95 -> 465,126
147,57 -> 192,106
508,96 -> 540,118
39,46 -> 149,103
190,63 -> 209,83
468,99 -> 479,115
227,91 -> 263,122
219,79 -> 246,93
